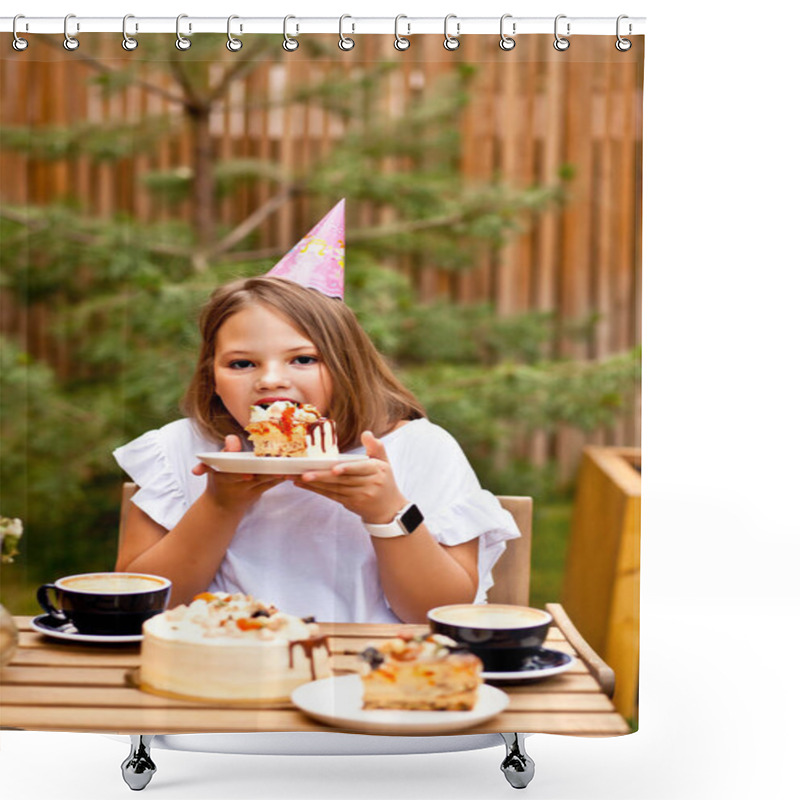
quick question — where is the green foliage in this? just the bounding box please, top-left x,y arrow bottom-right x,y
0,336 -> 117,576
391,303 -> 554,365
348,266 -> 640,498
529,502 -> 574,608
0,208 -> 195,302
0,117 -> 176,161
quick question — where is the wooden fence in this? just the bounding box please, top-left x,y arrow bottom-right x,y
0,34 -> 643,480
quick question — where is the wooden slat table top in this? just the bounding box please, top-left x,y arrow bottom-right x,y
1,616 -> 630,737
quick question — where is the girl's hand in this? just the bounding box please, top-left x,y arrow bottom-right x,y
193,435 -> 286,513
294,431 -> 407,524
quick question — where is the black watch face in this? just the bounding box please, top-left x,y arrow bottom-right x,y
400,504 -> 424,534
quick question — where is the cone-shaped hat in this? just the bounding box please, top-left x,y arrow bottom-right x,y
266,199 -> 345,299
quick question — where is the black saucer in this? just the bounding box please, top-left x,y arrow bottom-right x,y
481,646 -> 574,682
31,613 -> 143,644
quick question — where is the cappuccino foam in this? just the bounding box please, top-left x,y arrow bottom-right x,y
431,605 -> 550,629
60,574 -> 166,594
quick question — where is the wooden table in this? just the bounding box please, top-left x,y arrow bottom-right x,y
0,604 -> 629,738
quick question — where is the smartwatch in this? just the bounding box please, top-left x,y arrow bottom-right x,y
363,503 -> 424,539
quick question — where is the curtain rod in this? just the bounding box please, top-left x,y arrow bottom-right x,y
1,16 -> 646,37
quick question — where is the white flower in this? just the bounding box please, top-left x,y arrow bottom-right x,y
0,516 -> 23,565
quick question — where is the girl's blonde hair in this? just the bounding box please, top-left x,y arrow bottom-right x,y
182,276 -> 425,451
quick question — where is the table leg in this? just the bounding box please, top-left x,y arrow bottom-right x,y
499,733 -> 535,789
121,735 -> 156,791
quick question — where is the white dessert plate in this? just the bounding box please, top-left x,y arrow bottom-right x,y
196,452 -> 369,475
31,614 -> 143,644
481,648 -> 574,682
291,674 -> 508,734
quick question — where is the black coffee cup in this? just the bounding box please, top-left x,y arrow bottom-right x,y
37,572 -> 171,636
428,603 -> 553,672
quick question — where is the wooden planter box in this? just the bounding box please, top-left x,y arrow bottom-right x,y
561,446 -> 640,721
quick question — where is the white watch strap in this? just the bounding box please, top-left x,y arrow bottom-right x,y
363,503 -> 413,539
363,518 -> 407,538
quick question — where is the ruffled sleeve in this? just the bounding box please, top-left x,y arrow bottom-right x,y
112,419 -> 207,531
382,419 -> 522,603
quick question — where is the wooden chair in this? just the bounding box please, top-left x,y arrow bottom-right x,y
118,482 -> 139,552
487,495 -> 532,607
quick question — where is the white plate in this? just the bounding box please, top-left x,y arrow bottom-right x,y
291,674 -> 508,734
482,648 -> 574,682
196,452 -> 369,475
31,614 -> 143,644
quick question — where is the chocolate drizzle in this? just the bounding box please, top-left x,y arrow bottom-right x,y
288,635 -> 331,680
306,419 -> 337,454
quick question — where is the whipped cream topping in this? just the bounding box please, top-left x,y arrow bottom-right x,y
249,401 -> 321,425
145,592 -> 319,644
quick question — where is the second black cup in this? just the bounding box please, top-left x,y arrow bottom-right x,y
428,603 -> 553,672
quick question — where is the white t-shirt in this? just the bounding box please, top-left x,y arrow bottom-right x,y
113,417 -> 520,624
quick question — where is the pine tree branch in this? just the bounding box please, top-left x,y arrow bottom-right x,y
207,185 -> 301,260
37,35 -> 186,107
0,206 -> 190,259
214,212 -> 484,264
166,55 -> 203,111
207,42 -> 274,104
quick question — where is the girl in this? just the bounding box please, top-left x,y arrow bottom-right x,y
114,276 -> 519,623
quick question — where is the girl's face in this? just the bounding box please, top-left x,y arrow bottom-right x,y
213,303 -> 333,429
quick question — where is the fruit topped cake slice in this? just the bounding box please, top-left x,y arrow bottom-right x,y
359,633 -> 483,711
245,400 -> 338,458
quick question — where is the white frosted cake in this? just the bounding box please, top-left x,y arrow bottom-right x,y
139,592 -> 331,702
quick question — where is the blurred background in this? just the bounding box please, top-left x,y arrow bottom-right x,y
0,32 -> 642,718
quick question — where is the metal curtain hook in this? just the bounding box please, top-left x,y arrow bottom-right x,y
12,14 -> 29,51
394,15 -> 410,51
339,14 -> 355,51
283,15 -> 299,51
615,14 -> 632,51
176,14 -> 191,50
227,15 -> 243,51
499,14 -> 516,51
63,13 -> 79,51
443,14 -> 460,51
122,14 -> 138,51
553,14 -> 570,51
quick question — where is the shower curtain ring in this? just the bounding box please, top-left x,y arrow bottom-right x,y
283,16 -> 299,51
338,15 -> 355,51
615,15 -> 632,51
499,14 -> 516,51
443,14 -> 460,51
226,15 -> 243,51
175,14 -> 191,50
63,14 -> 79,51
394,15 -> 411,51
122,15 -> 138,51
12,15 -> 29,51
553,14 -> 570,51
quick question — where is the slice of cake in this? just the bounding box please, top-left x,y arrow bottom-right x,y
359,633 -> 483,711
245,401 -> 338,458
139,592 -> 331,702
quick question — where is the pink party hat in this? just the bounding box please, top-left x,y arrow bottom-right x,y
266,199 -> 345,299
